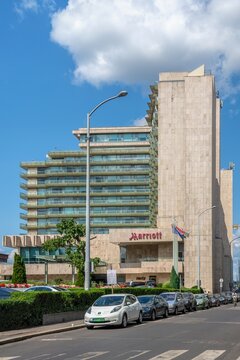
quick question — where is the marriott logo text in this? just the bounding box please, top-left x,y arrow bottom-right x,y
129,232 -> 162,241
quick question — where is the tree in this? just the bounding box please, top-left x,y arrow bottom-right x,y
12,253 -> 27,284
42,219 -> 100,287
169,266 -> 180,289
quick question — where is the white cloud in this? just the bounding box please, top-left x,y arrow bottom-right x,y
133,117 -> 148,126
14,0 -> 56,18
15,0 -> 39,17
50,0 -> 240,94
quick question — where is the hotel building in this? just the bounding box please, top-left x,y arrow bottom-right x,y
2,66 -> 232,293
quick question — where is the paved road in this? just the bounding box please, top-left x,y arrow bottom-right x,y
1,304 -> 240,360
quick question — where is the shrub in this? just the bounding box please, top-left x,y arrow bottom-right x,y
12,254 -> 27,284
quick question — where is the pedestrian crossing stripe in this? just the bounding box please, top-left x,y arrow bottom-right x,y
148,350 -> 188,359
191,350 -> 226,360
77,352 -> 109,359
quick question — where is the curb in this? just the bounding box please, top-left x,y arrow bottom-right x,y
0,323 -> 86,346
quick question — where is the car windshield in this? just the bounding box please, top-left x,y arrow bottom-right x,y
93,296 -> 124,306
183,293 -> 189,298
138,296 -> 154,305
161,293 -> 175,301
195,295 -> 203,299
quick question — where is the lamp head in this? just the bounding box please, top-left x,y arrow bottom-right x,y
117,90 -> 128,97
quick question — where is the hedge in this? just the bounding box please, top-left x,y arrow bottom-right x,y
0,289 -> 104,331
0,287 -> 201,331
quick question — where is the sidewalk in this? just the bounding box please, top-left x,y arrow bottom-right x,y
0,319 -> 85,345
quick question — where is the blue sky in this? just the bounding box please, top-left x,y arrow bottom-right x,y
1,0 -> 240,253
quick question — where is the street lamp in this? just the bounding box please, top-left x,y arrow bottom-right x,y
84,91 -> 128,290
197,205 -> 216,289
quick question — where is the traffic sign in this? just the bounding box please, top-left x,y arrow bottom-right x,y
107,269 -> 117,285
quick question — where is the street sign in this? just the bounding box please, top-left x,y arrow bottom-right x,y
107,269 -> 117,285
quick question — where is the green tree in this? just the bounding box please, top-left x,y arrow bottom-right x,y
12,253 -> 27,284
42,219 -> 100,287
169,266 -> 180,289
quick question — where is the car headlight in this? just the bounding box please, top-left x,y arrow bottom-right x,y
144,307 -> 151,311
110,305 -> 122,313
86,307 -> 92,314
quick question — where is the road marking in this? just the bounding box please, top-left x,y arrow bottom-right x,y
77,352 -> 109,359
191,350 -> 226,359
115,350 -> 151,359
148,350 -> 188,359
42,354 -> 67,360
41,338 -> 72,341
0,358 -> 20,360
25,355 -> 51,360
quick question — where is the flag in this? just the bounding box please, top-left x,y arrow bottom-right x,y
172,225 -> 189,240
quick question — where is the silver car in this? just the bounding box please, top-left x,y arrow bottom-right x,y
84,294 -> 143,329
161,292 -> 186,315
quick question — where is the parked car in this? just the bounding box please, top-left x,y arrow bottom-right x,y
24,286 -> 67,292
217,294 -> 228,305
208,295 -> 220,307
160,292 -> 186,315
146,280 -> 157,287
194,294 -> 209,310
0,288 -> 19,299
182,292 -> 197,311
84,294 -> 143,329
138,295 -> 169,320
225,292 -> 233,303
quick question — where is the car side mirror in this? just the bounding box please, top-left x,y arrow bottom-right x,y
126,301 -> 131,306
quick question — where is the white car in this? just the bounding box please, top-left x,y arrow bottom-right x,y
84,293 -> 143,329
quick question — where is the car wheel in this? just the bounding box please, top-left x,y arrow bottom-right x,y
174,307 -> 178,315
151,310 -> 156,321
86,325 -> 94,330
163,308 -> 169,318
137,311 -> 143,324
121,313 -> 128,328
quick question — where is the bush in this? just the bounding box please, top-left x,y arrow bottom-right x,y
0,289 -> 104,331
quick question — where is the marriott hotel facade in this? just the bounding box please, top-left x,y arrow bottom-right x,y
2,66 -> 233,293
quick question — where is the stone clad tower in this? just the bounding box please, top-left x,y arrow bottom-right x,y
156,65 -> 232,292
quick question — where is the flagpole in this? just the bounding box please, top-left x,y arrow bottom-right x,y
173,218 -> 178,275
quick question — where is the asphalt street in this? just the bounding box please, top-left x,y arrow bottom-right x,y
1,304 -> 240,360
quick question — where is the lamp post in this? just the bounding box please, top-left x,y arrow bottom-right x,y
84,91 -> 128,291
197,205 -> 216,289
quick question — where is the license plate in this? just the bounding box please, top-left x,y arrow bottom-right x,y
91,318 -> 105,323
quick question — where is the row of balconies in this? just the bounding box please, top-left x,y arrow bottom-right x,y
21,170 -> 150,179
20,201 -> 150,210
20,180 -> 149,189
20,191 -> 150,200
20,210 -> 150,220
20,221 -> 151,230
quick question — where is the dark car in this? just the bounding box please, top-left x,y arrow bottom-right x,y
218,294 -> 228,305
208,295 -> 220,307
225,292 -> 233,303
161,292 -> 186,315
182,292 -> 197,311
0,288 -> 19,299
138,295 -> 169,320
